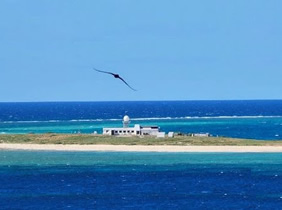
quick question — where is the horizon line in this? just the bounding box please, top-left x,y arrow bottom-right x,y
1,99 -> 282,103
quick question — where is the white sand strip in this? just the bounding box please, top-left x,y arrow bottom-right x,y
1,143 -> 282,152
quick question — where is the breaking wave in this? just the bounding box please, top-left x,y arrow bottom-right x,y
1,115 -> 282,124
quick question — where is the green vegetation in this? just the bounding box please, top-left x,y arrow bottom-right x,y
0,134 -> 282,146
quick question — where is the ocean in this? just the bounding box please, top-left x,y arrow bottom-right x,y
1,100 -> 282,209
1,151 -> 282,209
1,100 -> 282,139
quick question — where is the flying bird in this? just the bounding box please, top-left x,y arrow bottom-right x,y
94,68 -> 137,91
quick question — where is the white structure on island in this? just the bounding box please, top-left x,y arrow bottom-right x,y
103,115 -> 161,136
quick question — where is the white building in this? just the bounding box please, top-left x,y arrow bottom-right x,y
103,115 -> 160,136
191,133 -> 210,137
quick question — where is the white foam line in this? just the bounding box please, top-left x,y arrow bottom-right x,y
1,116 -> 282,124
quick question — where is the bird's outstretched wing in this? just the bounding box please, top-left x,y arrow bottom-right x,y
93,68 -> 115,76
118,76 -> 137,91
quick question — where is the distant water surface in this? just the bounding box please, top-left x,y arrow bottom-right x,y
1,100 -> 282,139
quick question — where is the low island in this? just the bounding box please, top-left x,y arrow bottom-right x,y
1,134 -> 282,152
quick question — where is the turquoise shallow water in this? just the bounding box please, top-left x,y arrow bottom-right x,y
1,151 -> 282,209
2,151 -> 282,166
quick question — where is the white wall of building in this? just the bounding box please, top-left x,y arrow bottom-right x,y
103,124 -> 160,136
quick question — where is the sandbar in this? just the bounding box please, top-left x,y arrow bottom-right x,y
2,143 -> 282,152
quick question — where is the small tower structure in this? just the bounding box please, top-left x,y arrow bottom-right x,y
123,115 -> 130,128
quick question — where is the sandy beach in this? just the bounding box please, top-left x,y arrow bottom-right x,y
1,143 -> 282,152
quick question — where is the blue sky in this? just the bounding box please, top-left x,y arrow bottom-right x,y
0,0 -> 281,102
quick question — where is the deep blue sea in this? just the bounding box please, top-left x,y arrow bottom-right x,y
1,151 -> 282,209
1,100 -> 282,209
1,100 -> 282,139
